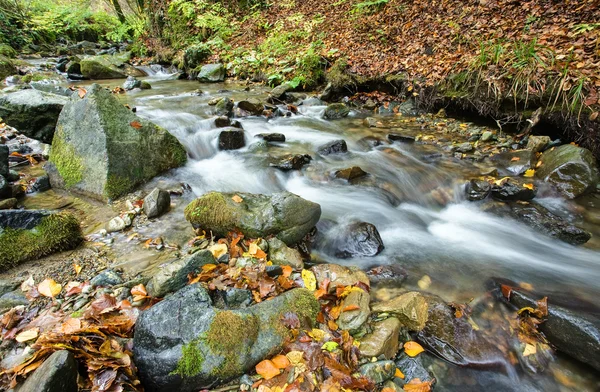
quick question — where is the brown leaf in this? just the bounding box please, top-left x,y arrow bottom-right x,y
78,87 -> 87,98
130,121 -> 143,129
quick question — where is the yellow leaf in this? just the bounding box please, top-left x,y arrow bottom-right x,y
523,183 -> 535,190
255,359 -> 280,380
301,269 -> 316,291
523,169 -> 535,177
73,264 -> 82,276
15,328 -> 39,342
395,367 -> 405,379
493,177 -> 511,186
404,341 -> 425,357
38,278 -> 62,298
536,160 -> 543,168
286,350 -> 304,366
417,275 -> 431,290
232,195 -> 243,203
523,343 -> 537,357
208,243 -> 228,259
308,328 -> 326,341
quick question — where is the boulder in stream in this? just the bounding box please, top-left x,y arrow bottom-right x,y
237,99 -> 263,116
321,221 -> 384,258
218,127 -> 245,150
323,103 -> 350,119
371,292 -> 428,331
214,97 -> 234,117
0,89 -> 68,143
47,84 -> 187,201
80,52 -> 144,79
270,154 -> 312,171
0,145 -> 8,178
184,191 -> 321,245
144,188 -> 171,219
466,179 -> 491,201
490,180 -> 536,201
197,63 -> 225,82
359,317 -> 401,359
147,250 -> 215,298
490,150 -> 535,176
0,55 -> 16,80
318,139 -> 348,155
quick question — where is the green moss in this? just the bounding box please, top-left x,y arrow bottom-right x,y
327,57 -> 353,89
104,174 -> 133,200
0,44 -> 17,58
172,338 -> 206,378
0,212 -> 82,268
49,129 -> 84,188
184,192 -> 239,232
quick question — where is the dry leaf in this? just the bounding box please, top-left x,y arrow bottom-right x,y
301,269 -> 316,291
271,354 -> 290,369
15,328 -> 39,342
255,359 -> 280,380
523,183 -> 535,190
78,87 -> 87,98
403,378 -> 433,392
73,264 -> 82,276
395,367 -> 405,379
38,278 -> 62,298
404,341 -> 425,357
232,195 -> 243,203
523,169 -> 535,177
130,121 -> 143,129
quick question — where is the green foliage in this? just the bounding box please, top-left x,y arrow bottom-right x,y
351,0 -> 388,15
166,0 -> 235,48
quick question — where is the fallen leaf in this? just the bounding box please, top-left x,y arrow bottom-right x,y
395,367 -> 405,379
417,275 -> 431,290
301,269 -> 316,291
510,157 -> 521,162
232,195 -> 243,203
523,169 -> 535,177
73,264 -> 82,276
78,87 -> 87,98
38,278 -> 62,298
404,341 -> 425,357
523,343 -> 537,357
256,359 -> 281,380
15,328 -> 39,342
271,354 -> 290,369
130,121 -> 143,129
523,183 -> 535,190
403,378 -> 433,391
208,243 -> 228,259
322,341 -> 339,352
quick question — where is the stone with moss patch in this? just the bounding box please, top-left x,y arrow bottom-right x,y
80,52 -> 145,80
0,55 -> 16,80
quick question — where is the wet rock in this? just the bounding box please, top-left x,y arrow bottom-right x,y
466,179 -> 491,201
90,269 -> 123,288
0,198 -> 16,210
335,166 -> 368,181
0,145 -> 8,178
0,55 -> 16,80
214,97 -> 234,117
7,170 -> 20,182
526,135 -> 551,153
269,83 -> 292,102
0,89 -> 68,143
256,133 -> 285,142
324,221 -> 384,258
359,360 -> 396,384
0,290 -> 28,313
318,139 -> 348,155
337,287 -> 370,331
123,75 -> 142,90
371,292 -> 428,331
30,82 -> 74,97
133,285 -> 319,392
237,99 -> 263,115
365,265 -> 407,287
363,117 -> 378,127
218,127 -> 245,150
480,131 -> 494,142
80,53 -> 143,79
323,103 -> 350,119
183,45 -> 211,69
490,149 -> 534,175
197,63 -> 225,83
270,154 -> 311,171
359,317 -> 401,359
455,142 -> 474,153
213,116 -> 231,128
388,133 -> 415,143
15,350 -> 78,392
144,188 -> 171,218
267,237 -> 304,270
147,250 -> 215,297
28,175 -> 51,193
0,210 -> 81,268
535,144 -> 599,199
417,295 -> 505,367
47,84 -> 187,201
184,191 -> 321,245
311,264 -> 370,293
394,352 -> 434,385
490,180 -> 536,201
0,278 -> 18,297
106,215 -> 132,233
211,287 -> 253,309
398,99 -> 418,116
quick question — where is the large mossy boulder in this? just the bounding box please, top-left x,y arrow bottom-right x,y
0,210 -> 82,269
0,89 -> 68,143
80,52 -> 145,80
133,285 -> 319,392
0,55 -> 16,80
183,45 -> 211,70
536,144 -> 599,199
196,63 -> 225,83
184,191 -> 321,245
48,84 -> 187,201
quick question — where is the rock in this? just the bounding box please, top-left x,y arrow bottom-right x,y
106,215 -> 132,233
466,179 -> 491,201
237,99 -> 263,115
0,175 -> 9,199
490,150 -> 534,175
0,290 -> 28,313
0,55 -> 16,80
140,81 -> 152,90
324,221 -> 384,258
311,264 -> 370,293
123,75 -> 142,90
394,352 -> 435,385
363,117 -> 378,127
359,360 -> 396,384
335,166 -> 368,181
183,45 -> 211,69
371,292 -> 429,331
490,180 -> 536,201
0,278 -> 18,297
0,198 -> 17,210
365,265 -> 407,287
213,116 -> 231,128
15,350 -> 78,392
417,295 -> 505,367
80,53 -> 143,79
184,191 -> 321,245
0,145 -> 7,178
212,288 -> 253,309
197,63 -> 225,83
0,210 -> 82,269
526,135 -> 551,153
359,317 -> 401,359
0,89 -> 68,143
486,202 -> 591,245
133,285 -> 319,392
147,250 -> 215,297
535,144 -> 599,199
256,133 -> 285,142
323,103 -> 350,119
30,82 -> 74,97
90,269 -> 122,287
28,175 -> 51,193
218,127 -> 245,150
267,237 -> 304,269
214,97 -> 234,117
6,169 -> 19,182
480,131 -> 494,142
270,154 -> 312,171
388,133 -> 415,143
47,84 -> 187,201
269,83 -> 292,102
455,142 -> 473,153
398,99 -> 418,116
144,188 -> 171,218
337,288 -> 370,331
317,139 -> 348,155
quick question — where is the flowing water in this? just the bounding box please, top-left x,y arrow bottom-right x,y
28,69 -> 600,390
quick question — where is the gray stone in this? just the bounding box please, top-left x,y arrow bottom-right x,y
30,82 -> 74,97
15,350 -> 77,392
7,169 -> 19,182
0,55 -> 16,80
212,288 -> 253,309
147,250 -> 215,298
144,188 -> 171,219
363,117 -> 378,127
214,97 -> 234,117
183,45 -> 211,69
0,278 -> 18,297
28,175 -> 51,193
466,179 -> 491,201
0,145 -> 8,177
335,166 -> 368,181
270,154 -> 311,171
90,269 -> 123,287
526,135 -> 551,153
455,142 -> 474,153
337,288 -> 370,331
267,237 -> 303,270
394,352 -> 435,385
218,127 -> 245,150
359,360 -> 396,384
317,139 -> 347,155
536,144 -> 599,199
80,52 -> 144,79
324,221 -> 385,258
372,292 -> 429,331
0,90 -> 68,143
0,290 -> 28,313
133,285 -> 319,392
237,99 -> 263,115
480,131 -> 494,142
490,180 -> 536,201
490,149 -> 535,176
123,75 -> 142,90
388,133 -> 415,143
269,83 -> 292,102
0,175 -> 9,199
106,215 -> 132,233
197,63 -> 225,82
47,84 -> 187,201
311,264 -> 370,293
359,317 -> 401,359
256,133 -> 285,142
323,103 -> 350,119
184,191 -> 321,245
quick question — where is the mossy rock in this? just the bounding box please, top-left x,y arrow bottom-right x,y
197,63 -> 225,83
0,55 -> 17,81
133,285 -> 319,392
0,210 -> 82,269
80,53 -> 145,80
183,45 -> 212,70
184,191 -> 321,245
48,84 -> 187,201
0,44 -> 16,59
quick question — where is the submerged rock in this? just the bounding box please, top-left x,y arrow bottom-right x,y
133,285 -> 319,392
147,250 -> 215,297
237,99 -> 263,115
16,350 -> 78,392
0,210 -> 82,268
218,127 -> 245,150
490,150 -> 535,176
359,317 -> 401,359
323,103 -> 350,119
388,133 -> 415,143
184,191 -> 321,245
47,84 -> 187,201
323,221 -> 384,258
365,264 -> 407,287
371,292 -> 428,331
270,154 -> 312,171
144,188 -> 171,219
394,352 -> 435,386
535,144 -> 599,199
197,63 -> 225,83
214,97 -> 234,117
256,133 -> 285,142
359,360 -> 396,384
318,139 -> 348,155
0,89 -> 68,143
466,179 -> 491,201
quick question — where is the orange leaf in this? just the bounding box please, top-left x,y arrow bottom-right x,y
395,368 -> 405,379
131,284 -> 147,297
523,183 -> 535,190
281,265 -> 292,278
232,195 -> 243,203
78,87 -> 87,98
403,378 -> 433,392
510,157 -> 521,162
342,304 -> 361,312
404,341 -> 425,357
130,121 -> 143,129
327,319 -> 338,331
255,360 -> 280,380
271,354 -> 290,369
